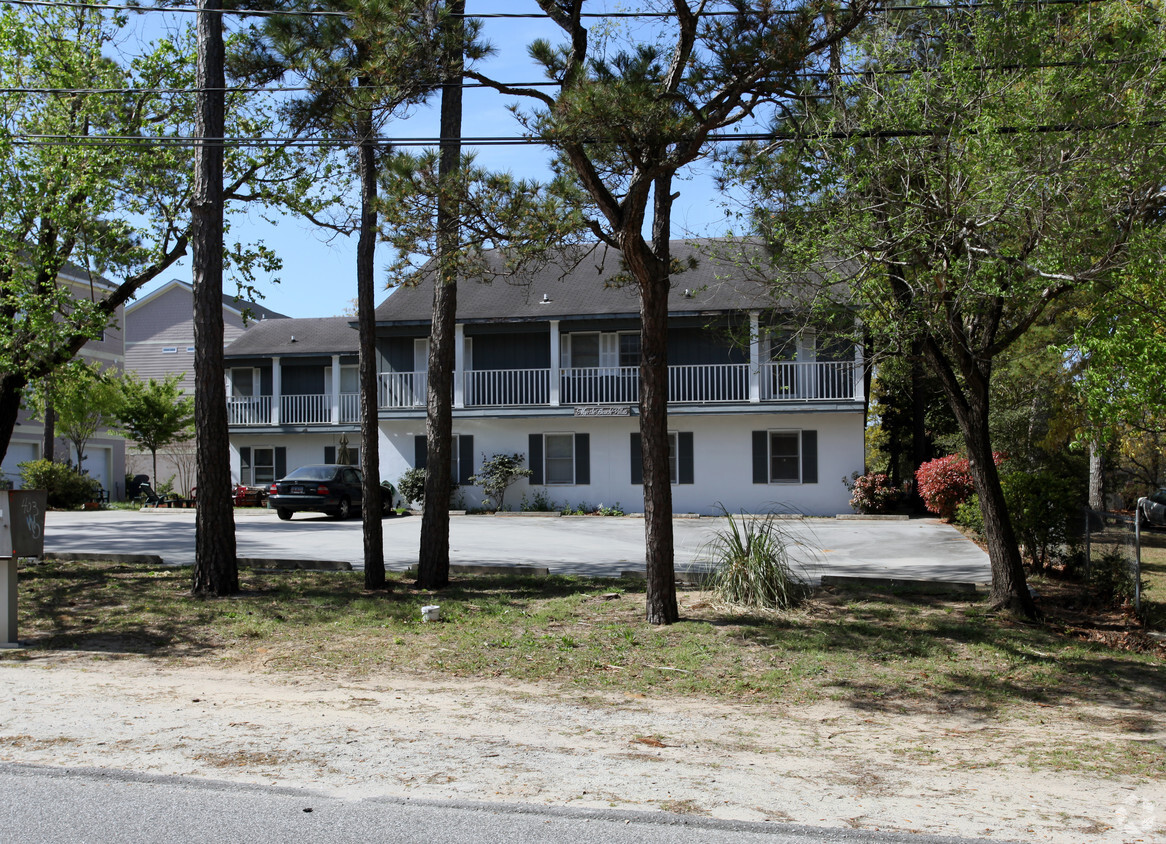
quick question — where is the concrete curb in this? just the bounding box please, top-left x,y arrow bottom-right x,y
835,514 -> 911,521
405,563 -> 551,577
40,553 -> 165,566
238,558 -> 352,572
821,575 -> 982,595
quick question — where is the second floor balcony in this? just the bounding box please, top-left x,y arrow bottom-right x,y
377,360 -> 860,410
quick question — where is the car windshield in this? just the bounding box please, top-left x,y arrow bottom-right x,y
283,465 -> 338,482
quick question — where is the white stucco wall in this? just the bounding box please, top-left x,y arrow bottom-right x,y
380,410 -> 864,516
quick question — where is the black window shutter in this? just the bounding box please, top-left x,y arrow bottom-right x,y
240,447 -> 251,476
678,431 -> 694,485
415,435 -> 427,470
275,447 -> 287,479
802,430 -> 818,484
575,433 -> 590,485
324,446 -> 335,464
630,433 -> 642,484
528,433 -> 543,485
459,435 -> 474,485
752,431 -> 768,484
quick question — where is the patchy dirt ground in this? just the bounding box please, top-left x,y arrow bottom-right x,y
0,654 -> 1161,843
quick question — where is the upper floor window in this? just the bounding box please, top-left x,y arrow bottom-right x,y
562,331 -> 639,369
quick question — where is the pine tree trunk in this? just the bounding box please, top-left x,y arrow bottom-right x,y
638,272 -> 678,625
356,109 -> 385,590
417,0 -> 463,591
190,0 -> 237,597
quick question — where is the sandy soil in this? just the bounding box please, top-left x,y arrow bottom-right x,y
0,655 -> 1161,843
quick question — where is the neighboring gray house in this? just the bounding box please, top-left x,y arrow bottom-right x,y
223,240 -> 868,515
0,262 -> 127,498
123,279 -> 287,493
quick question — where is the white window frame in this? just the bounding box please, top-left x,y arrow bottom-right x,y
543,432 -> 575,485
768,430 -> 801,484
250,446 -> 277,486
667,431 -> 678,485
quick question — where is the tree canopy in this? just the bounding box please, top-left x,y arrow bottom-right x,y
726,0 -> 1166,614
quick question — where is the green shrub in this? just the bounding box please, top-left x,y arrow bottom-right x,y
469,453 -> 532,512
1002,470 -> 1082,572
18,459 -> 100,509
520,488 -> 558,512
1089,549 -> 1143,608
700,509 -> 808,609
396,468 -> 426,506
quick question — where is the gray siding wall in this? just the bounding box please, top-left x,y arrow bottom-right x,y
125,285 -> 256,390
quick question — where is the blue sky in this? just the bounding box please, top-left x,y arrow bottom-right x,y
122,3 -> 743,319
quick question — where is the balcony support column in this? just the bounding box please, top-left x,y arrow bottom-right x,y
748,311 -> 761,404
331,354 -> 342,424
549,320 -> 560,406
854,318 -> 865,402
454,324 -> 465,409
271,356 -> 281,425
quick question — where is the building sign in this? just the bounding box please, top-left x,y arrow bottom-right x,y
574,405 -> 632,417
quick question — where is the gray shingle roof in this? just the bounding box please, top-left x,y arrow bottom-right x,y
224,316 -> 357,357
375,238 -> 813,325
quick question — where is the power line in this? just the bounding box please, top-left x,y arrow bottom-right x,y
0,0 -> 1114,20
6,119 -> 1164,149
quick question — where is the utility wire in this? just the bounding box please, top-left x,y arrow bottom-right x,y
7,120 -> 1164,149
0,0 -> 1116,19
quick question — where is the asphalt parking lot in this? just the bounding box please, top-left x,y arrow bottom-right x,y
42,509 -> 991,583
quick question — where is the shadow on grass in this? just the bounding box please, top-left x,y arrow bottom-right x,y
695,588 -> 1166,713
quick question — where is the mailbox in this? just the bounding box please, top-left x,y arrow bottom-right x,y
1,489 -> 47,557
2,489 -> 47,648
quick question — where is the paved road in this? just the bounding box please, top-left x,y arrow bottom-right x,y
0,764 -> 999,844
42,510 -> 990,583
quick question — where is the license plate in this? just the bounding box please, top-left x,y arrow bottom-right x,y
290,485 -> 304,495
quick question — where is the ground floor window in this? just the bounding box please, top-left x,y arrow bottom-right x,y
252,447 -> 276,485
544,433 -> 575,485
769,431 -> 800,483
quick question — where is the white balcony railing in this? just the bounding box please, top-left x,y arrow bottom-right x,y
281,393 -> 330,424
560,366 -> 639,405
466,368 -> 550,407
339,392 -> 360,422
227,362 -> 860,425
379,371 -> 427,408
227,396 -> 271,425
761,361 -> 857,401
668,363 -> 749,403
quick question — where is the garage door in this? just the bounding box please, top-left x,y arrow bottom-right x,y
1,442 -> 39,488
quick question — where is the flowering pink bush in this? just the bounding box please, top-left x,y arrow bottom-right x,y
845,472 -> 904,514
915,454 -> 1003,519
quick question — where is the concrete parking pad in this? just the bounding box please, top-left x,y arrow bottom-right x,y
42,510 -> 989,583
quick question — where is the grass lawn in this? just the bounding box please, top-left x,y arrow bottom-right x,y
8,558 -> 1163,723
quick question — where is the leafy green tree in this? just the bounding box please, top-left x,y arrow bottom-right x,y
27,363 -> 121,479
473,0 -> 871,624
729,2 -> 1166,615
0,5 -> 293,468
111,374 -> 195,494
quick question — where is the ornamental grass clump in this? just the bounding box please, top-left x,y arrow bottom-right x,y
701,508 -> 809,610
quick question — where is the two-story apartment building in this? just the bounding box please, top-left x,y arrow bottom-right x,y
224,240 -> 867,515
0,262 -> 127,497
